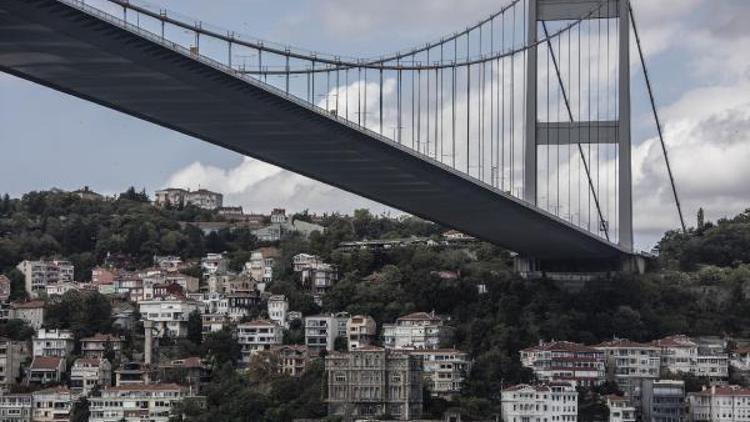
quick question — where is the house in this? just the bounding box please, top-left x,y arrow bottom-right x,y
607,395 -> 637,422
89,383 -> 185,422
730,346 -> 750,378
300,263 -> 338,295
73,186 -> 103,201
32,328 -> 74,358
201,253 -> 227,277
346,315 -> 377,351
138,298 -> 200,338
520,340 -> 606,387
80,333 -> 124,359
154,188 -> 188,207
652,335 -> 728,379
91,267 -> 116,285
114,362 -> 157,386
217,206 -> 244,219
0,338 -> 29,387
44,282 -> 82,297
267,295 -> 289,329
26,356 -> 65,385
292,253 -> 322,272
594,338 -> 661,395
325,347 -> 424,420
159,357 -> 209,389
9,300 -> 45,329
271,345 -> 309,377
305,315 -> 338,355
0,394 -> 32,421
501,382 -> 579,422
383,311 -> 446,350
409,349 -> 470,399
252,210 -> 324,242
0,275 -> 11,302
15,260 -> 74,298
640,379 -> 685,422
236,320 -> 283,363
155,188 -> 222,209
70,357 -> 112,395
246,248 -> 280,283
153,256 -> 183,273
688,385 -> 750,422
31,387 -> 74,422
201,314 -> 228,335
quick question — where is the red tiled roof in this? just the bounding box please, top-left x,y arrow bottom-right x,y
397,312 -> 440,322
11,300 -> 45,309
732,347 -> 750,354
30,356 -> 63,370
104,383 -> 183,392
522,340 -> 601,354
594,339 -> 657,349
81,333 -> 123,342
692,386 -> 750,397
75,358 -> 104,366
239,320 -> 276,327
651,335 -> 695,348
170,357 -> 206,369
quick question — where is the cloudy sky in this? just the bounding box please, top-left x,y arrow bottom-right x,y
1,0 -> 749,250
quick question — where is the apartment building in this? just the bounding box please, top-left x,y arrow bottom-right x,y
70,358 -> 112,395
32,328 -> 74,358
383,312 -> 446,350
520,340 -> 606,387
0,275 -> 11,303
607,395 -> 637,422
730,347 -> 750,375
292,253 -> 321,272
201,313 -> 228,335
300,263 -> 338,295
80,333 -> 124,359
688,385 -> 750,422
501,382 -> 579,422
236,320 -> 283,363
89,384 -> 185,422
267,295 -> 289,329
201,253 -> 227,277
9,301 -> 45,329
246,248 -> 279,283
15,260 -> 74,298
305,315 -> 338,355
409,349 -> 470,399
271,345 -> 309,376
114,362 -> 157,386
155,187 -> 222,209
326,347 -> 424,420
138,298 -> 200,338
594,339 -> 661,395
652,335 -> 728,379
346,315 -> 377,351
31,388 -> 73,422
641,379 -> 685,422
0,338 -> 29,387
0,394 -> 32,421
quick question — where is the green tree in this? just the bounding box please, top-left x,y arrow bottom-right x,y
70,397 -> 90,422
201,328 -> 241,367
187,310 -> 203,346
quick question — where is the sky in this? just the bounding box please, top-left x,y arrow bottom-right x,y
1,0 -> 749,251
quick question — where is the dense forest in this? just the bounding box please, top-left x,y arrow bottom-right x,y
3,190 -> 750,420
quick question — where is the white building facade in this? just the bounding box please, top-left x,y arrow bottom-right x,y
501,383 -> 579,422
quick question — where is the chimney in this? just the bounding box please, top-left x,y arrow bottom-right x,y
144,320 -> 154,365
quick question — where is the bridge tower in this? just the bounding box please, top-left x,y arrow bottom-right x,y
524,0 -> 633,253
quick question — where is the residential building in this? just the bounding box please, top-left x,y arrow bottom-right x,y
70,358 -> 112,395
346,315 -> 377,351
236,320 -> 283,363
335,311 -> 350,338
730,347 -> 750,375
74,185 -> 104,200
652,335 -> 728,379
0,394 -> 32,421
0,275 -> 10,302
217,206 -> 244,219
292,253 -> 321,272
153,255 -> 183,272
201,314 -> 228,335
26,356 -> 65,385
91,267 -> 116,286
607,395 -> 637,422
44,282 -> 81,297
31,387 -> 73,422
32,328 -> 74,358
326,347 -> 424,420
155,187 -> 222,209
688,385 -> 750,422
201,253 -> 227,277
383,311 -> 446,350
640,379 -> 685,422
501,382 -> 579,422
520,340 -> 606,387
271,345 -> 309,376
89,384 -> 185,422
114,362 -> 157,386
252,211 -> 324,242
305,315 -> 337,355
267,295 -> 289,329
15,260 -> 74,298
80,333 -> 124,359
246,248 -> 280,282
0,338 -> 29,387
300,263 -> 338,295
9,301 -> 44,329
409,349 -> 470,399
594,339 -> 661,395
138,298 -> 200,338
158,357 -> 209,390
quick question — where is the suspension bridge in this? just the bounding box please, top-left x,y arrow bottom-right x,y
0,0 -> 684,272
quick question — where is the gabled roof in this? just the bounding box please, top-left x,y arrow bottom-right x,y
594,338 -> 657,349
104,383 -> 183,392
522,340 -> 601,354
691,385 -> 750,397
396,312 -> 441,322
81,333 -> 124,342
11,300 -> 45,309
651,335 -> 696,348
30,356 -> 63,370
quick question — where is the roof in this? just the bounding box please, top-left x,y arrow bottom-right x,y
407,348 -> 468,355
238,319 -> 276,327
81,333 -> 124,342
11,300 -> 45,309
522,340 -> 601,354
353,345 -> 385,352
169,357 -> 206,369
396,312 -> 441,322
75,357 -> 104,366
733,347 -> 750,354
691,386 -> 750,397
651,335 -> 696,348
594,338 -> 657,349
254,247 -> 280,258
606,395 -> 630,402
30,356 -> 64,370
503,382 -> 574,393
32,386 -> 72,395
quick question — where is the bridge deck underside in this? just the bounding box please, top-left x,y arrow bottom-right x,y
0,0 -> 630,264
